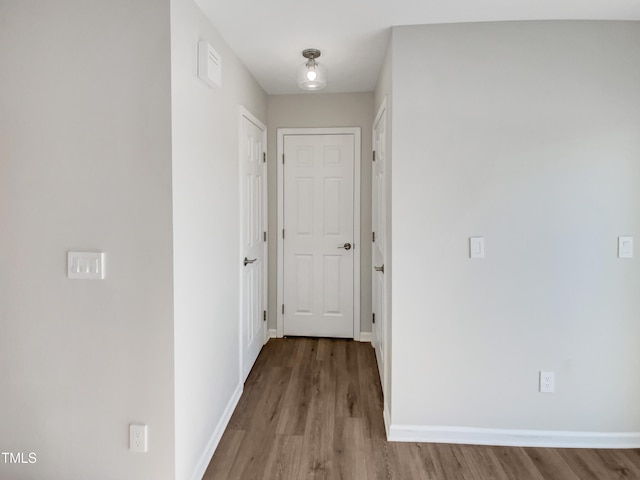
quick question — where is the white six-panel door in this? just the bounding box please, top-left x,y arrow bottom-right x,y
282,133 -> 357,338
240,108 -> 267,381
372,102 -> 387,390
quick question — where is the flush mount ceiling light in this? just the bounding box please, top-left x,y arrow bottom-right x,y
298,49 -> 327,91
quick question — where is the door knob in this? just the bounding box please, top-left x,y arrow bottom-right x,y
338,243 -> 352,250
374,264 -> 384,273
244,257 -> 257,266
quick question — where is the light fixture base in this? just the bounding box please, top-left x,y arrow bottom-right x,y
302,49 -> 321,60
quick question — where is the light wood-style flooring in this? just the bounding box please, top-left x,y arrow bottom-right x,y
203,338 -> 640,479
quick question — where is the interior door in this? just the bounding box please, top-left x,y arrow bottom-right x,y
372,105 -> 386,387
241,110 -> 267,381
283,133 -> 355,338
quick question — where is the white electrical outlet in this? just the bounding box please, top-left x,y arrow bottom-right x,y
539,371 -> 555,393
129,424 -> 148,453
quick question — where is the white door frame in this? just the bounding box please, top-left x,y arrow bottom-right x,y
239,106 -> 268,382
276,127 -> 361,340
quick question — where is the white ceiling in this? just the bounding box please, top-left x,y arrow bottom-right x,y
194,0 -> 640,95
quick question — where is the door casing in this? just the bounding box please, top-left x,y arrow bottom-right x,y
276,127 -> 361,340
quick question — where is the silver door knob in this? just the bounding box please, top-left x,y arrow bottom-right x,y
244,257 -> 257,266
338,243 -> 352,250
374,264 -> 384,273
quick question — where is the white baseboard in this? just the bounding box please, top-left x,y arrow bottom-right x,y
387,424 -> 640,449
383,404 -> 392,438
190,383 -> 243,480
359,332 -> 372,343
268,329 -> 277,339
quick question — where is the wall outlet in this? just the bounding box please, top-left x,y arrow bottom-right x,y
539,371 -> 555,393
129,424 -> 148,453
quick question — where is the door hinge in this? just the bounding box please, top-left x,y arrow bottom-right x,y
282,153 -> 285,164
263,310 -> 267,322
282,229 -> 285,239
372,313 -> 376,324
263,152 -> 266,163
372,231 -> 376,243
263,231 -> 267,242
373,150 -> 376,162
282,304 -> 285,315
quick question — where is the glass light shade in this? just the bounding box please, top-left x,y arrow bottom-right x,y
298,61 -> 327,90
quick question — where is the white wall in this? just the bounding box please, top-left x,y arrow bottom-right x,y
170,1 -> 267,478
0,1 -> 176,479
1,1 -> 268,478
267,93 -> 374,334
389,21 -> 640,441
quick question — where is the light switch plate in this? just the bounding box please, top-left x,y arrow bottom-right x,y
67,252 -> 105,279
469,237 -> 485,259
618,237 -> 633,258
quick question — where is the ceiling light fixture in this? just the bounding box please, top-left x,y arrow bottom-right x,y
298,49 -> 327,91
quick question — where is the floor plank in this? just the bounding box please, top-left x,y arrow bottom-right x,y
202,429 -> 244,480
525,447 -> 580,480
492,446 -> 545,480
364,438 -> 402,480
597,449 -> 640,478
394,443 -> 439,480
429,443 -> 476,480
225,429 -> 276,480
621,448 -> 640,472
558,448 -> 640,480
297,357 -> 337,479
459,444 -> 510,480
261,434 -> 304,480
203,338 -> 640,480
333,417 -> 368,480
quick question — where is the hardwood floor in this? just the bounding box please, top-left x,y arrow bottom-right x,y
202,338 -> 640,479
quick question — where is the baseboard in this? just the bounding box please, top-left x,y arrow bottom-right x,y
387,424 -> 640,449
268,329 -> 277,338
359,332 -> 372,343
383,403 -> 392,438
190,383 -> 243,480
